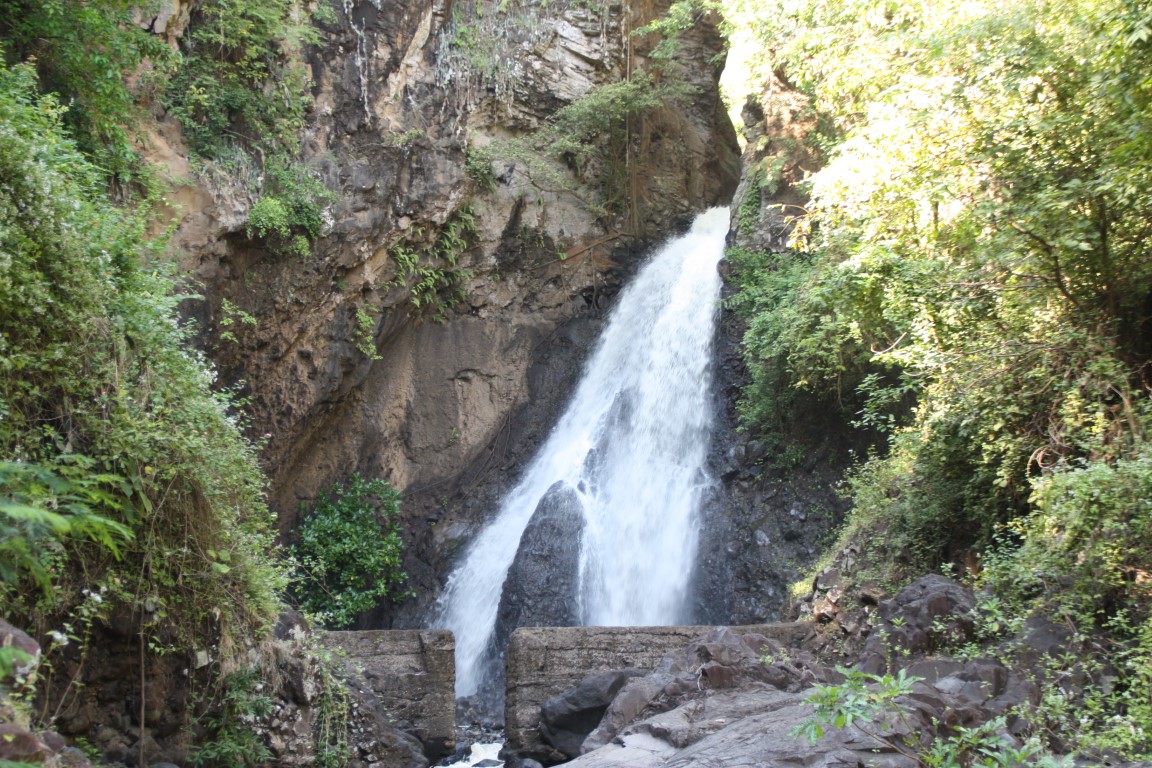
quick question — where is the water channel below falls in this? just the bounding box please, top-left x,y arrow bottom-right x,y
434,207 -> 731,704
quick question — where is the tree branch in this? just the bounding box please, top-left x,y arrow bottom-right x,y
1007,220 -> 1081,310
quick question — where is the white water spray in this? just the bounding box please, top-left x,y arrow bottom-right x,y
435,207 -> 730,697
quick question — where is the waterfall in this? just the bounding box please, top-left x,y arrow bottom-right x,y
435,207 -> 730,698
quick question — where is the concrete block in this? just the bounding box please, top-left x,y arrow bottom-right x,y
325,629 -> 456,758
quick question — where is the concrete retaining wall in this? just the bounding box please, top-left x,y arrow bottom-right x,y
504,623 -> 809,755
324,622 -> 811,760
324,629 -> 456,758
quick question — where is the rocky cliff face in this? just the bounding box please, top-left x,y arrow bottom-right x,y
145,0 -> 740,624
693,77 -> 870,626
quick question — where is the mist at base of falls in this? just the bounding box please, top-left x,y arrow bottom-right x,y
433,207 -> 731,700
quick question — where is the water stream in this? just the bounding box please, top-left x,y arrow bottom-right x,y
434,207 -> 730,699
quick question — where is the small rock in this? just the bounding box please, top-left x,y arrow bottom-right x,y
858,581 -> 887,606
59,746 -> 97,767
38,730 -> 67,752
906,659 -> 965,684
273,610 -> 309,641
837,613 -> 861,635
0,725 -> 47,763
0,619 -> 41,683
812,597 -> 838,623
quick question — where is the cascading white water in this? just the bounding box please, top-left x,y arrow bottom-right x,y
435,207 -> 730,697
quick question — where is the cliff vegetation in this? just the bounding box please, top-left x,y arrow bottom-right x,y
723,0 -> 1152,757
0,0 -> 368,763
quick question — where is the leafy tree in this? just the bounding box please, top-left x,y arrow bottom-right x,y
726,0 -> 1152,752
732,0 -> 1152,556
292,474 -> 408,629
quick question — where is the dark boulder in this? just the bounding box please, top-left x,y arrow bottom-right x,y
493,482 -> 585,652
878,575 -> 977,642
273,610 -> 309,641
581,628 -> 812,754
860,575 -> 977,666
539,669 -> 646,758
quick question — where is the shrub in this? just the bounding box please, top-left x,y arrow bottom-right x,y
389,204 -> 476,321
189,668 -> 275,768
163,0 -> 318,159
794,667 -> 1070,766
0,461 -> 132,594
291,474 -> 408,629
0,0 -> 170,182
0,57 -> 284,672
245,157 -> 335,256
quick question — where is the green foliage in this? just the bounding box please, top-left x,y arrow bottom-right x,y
0,647 -> 31,682
0,58 -> 283,667
1098,614 -> 1152,756
633,0 -> 719,60
245,158 -> 334,257
385,129 -> 424,148
792,666 -> 918,743
192,637 -> 353,768
921,718 -> 1066,768
353,307 -> 381,360
291,474 -> 408,630
997,447 -> 1152,615
735,176 -> 764,236
973,450 -> 1152,756
1012,611 -> 1152,758
794,668 -> 1070,766
163,0 -> 317,160
730,0 -> 1152,756
189,668 -> 275,768
162,0 -> 334,256
0,462 -> 132,594
246,197 -> 293,243
477,70 -> 692,220
0,0 -> 334,235
731,0 -> 1152,565
468,134 -> 587,204
219,299 -> 257,345
550,72 -> 669,149
0,0 -> 170,182
389,205 -> 477,321
725,244 -> 880,434
552,71 -> 691,216
307,642 -> 352,768
466,143 -> 498,191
